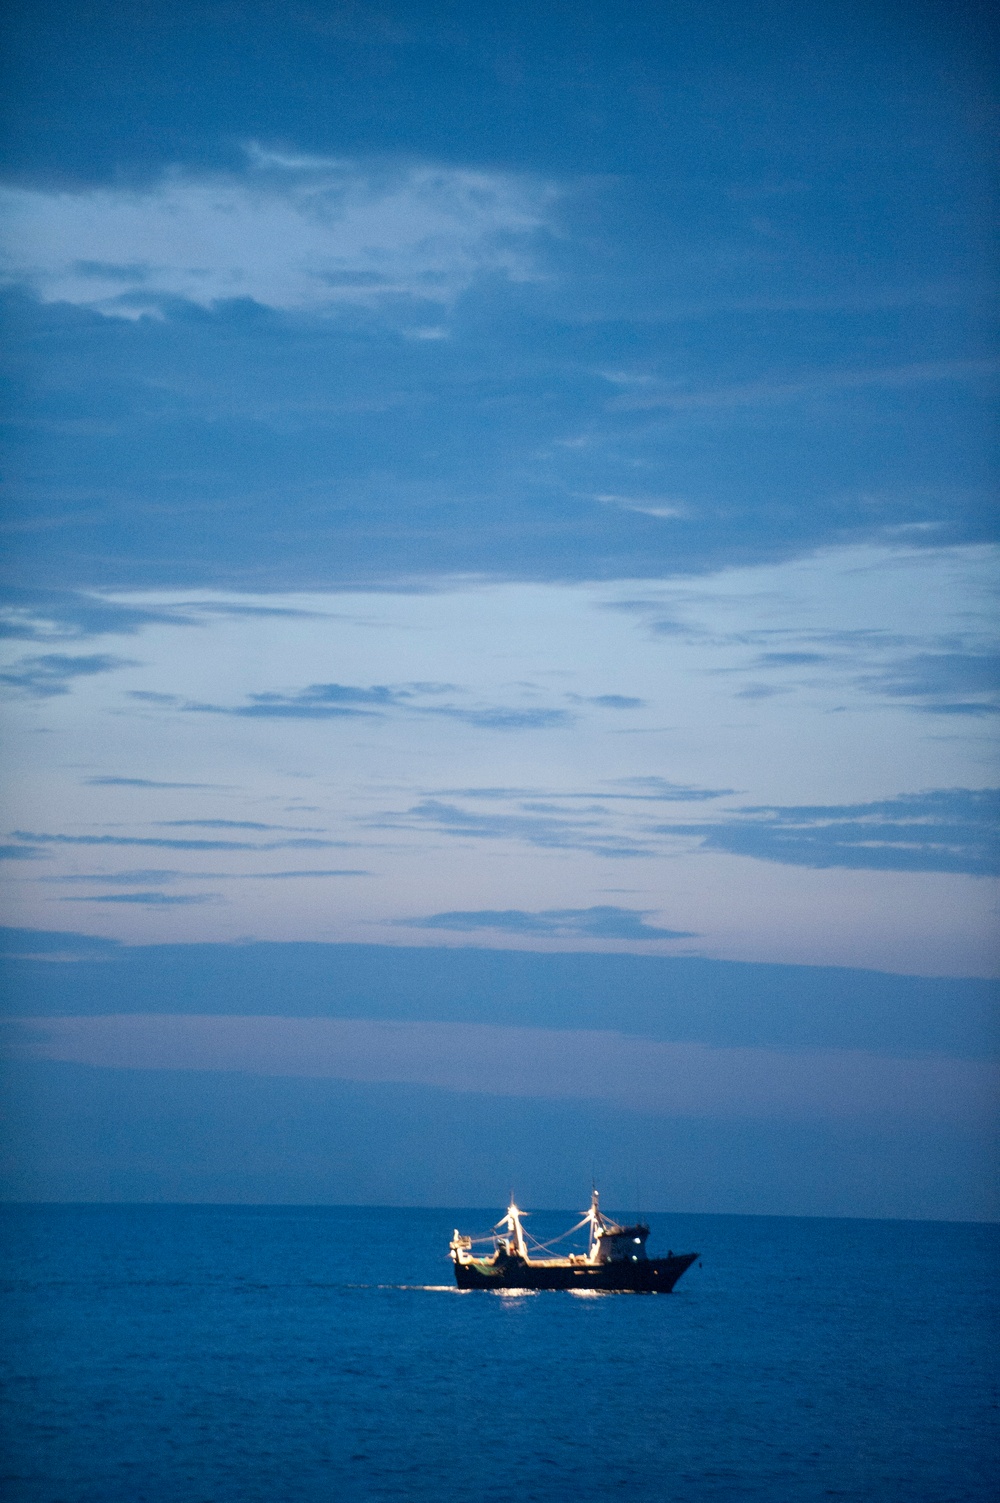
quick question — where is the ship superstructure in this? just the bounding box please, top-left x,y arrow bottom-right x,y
449,1189 -> 697,1292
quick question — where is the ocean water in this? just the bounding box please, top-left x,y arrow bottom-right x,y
1,1205 -> 996,1502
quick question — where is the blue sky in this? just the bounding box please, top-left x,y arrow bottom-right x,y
0,0 -> 997,1215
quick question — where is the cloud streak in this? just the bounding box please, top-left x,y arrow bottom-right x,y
610,359 -> 997,413
9,831 -> 350,853
857,651 -> 1000,718
0,590 -> 329,644
730,639 -> 1000,718
0,591 -> 193,642
143,679 -> 575,731
0,653 -> 138,698
42,868 -> 368,884
655,789 -> 1000,877
61,892 -> 219,906
185,682 -> 399,719
84,777 -> 227,790
153,819 -> 327,833
433,778 -> 734,803
3,1013 -> 991,1123
401,906 -> 695,941
375,799 -> 655,859
368,784 -> 999,876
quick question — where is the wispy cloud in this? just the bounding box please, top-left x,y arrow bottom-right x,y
183,682 -> 400,719
9,831 -> 350,853
602,776 -> 734,802
39,868 -> 368,884
431,777 -> 733,803
0,149 -> 558,319
0,653 -> 138,698
39,869 -> 180,886
654,789 -> 1000,877
610,359 -> 997,413
568,693 -> 646,710
400,906 -> 695,940
751,651 -> 829,668
0,591 -> 192,642
376,782 -> 999,877
608,583 -> 1000,721
0,590 -> 329,645
373,799 -> 654,859
856,652 -> 1000,718
152,819 -> 327,833
60,892 -> 220,906
84,777 -> 228,789
4,1014 -> 989,1123
228,869 -> 369,879
147,679 -> 574,730
0,927 -> 120,956
365,778 -> 735,862
726,639 -> 1000,718
0,844 -> 46,861
591,493 -> 688,520
425,705 -> 571,730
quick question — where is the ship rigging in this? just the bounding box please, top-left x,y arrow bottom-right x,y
449,1189 -> 698,1292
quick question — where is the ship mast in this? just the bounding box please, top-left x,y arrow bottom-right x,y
502,1201 -> 529,1260
587,1186 -> 605,1261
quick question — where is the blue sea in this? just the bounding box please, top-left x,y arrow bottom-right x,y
1,1205 -> 997,1501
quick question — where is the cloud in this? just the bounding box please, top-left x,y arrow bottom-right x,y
752,651 -> 829,667
9,831 -> 349,853
186,602 -> 327,622
229,869 -> 369,879
431,779 -> 732,803
572,694 -> 646,710
733,684 -> 789,700
401,906 -> 695,941
4,1014 -> 990,1123
603,777 -> 735,802
0,845 -> 46,861
40,868 -> 368,884
0,927 -> 120,956
592,494 -> 687,520
857,651 -> 1000,717
740,637 -> 1000,718
368,779 -> 735,860
84,777 -> 227,789
610,359 -> 997,413
187,682 -> 400,719
0,151 -> 557,319
376,799 -> 654,859
655,788 -> 999,877
425,706 -> 571,730
0,590 -> 330,645
0,653 -> 138,697
170,680 -> 572,730
432,787 -> 547,800
39,869 -> 180,886
60,892 -> 219,906
0,590 -> 194,642
666,612 -> 1000,720
153,820 -> 327,833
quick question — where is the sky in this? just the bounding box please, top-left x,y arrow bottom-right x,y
0,0 -> 997,1217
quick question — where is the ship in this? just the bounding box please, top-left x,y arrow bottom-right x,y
449,1189 -> 698,1292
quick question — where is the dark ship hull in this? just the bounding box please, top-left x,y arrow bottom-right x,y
453,1250 -> 698,1292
